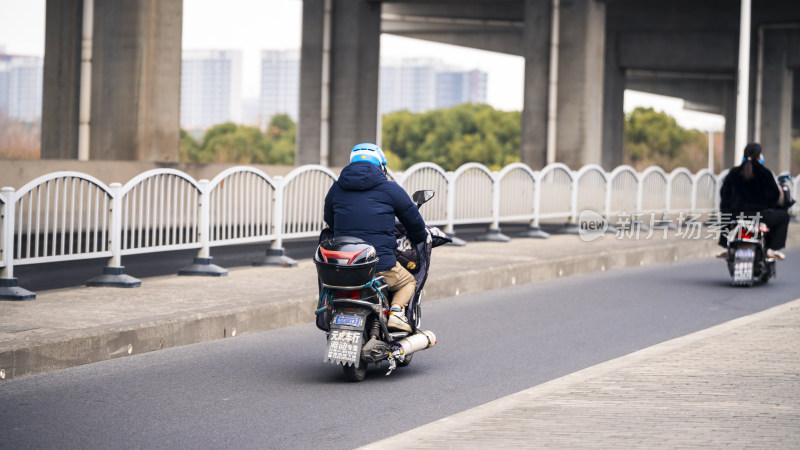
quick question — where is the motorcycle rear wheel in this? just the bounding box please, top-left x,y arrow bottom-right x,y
343,360 -> 368,382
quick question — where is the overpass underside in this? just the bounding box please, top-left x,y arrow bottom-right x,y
297,0 -> 800,171
39,0 -> 800,173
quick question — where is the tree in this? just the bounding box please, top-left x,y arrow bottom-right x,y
381,103 -> 521,171
180,116 -> 296,165
179,129 -> 200,162
262,114 -> 295,165
623,107 -> 708,172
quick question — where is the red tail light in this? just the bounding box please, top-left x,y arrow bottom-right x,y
738,229 -> 753,239
335,289 -> 360,299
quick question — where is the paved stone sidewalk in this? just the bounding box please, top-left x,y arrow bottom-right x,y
361,298 -> 800,449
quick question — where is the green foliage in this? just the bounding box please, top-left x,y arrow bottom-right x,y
179,129 -> 200,162
381,103 -> 521,171
263,114 -> 296,166
179,105 -> 724,174
180,115 -> 296,165
624,107 -> 708,172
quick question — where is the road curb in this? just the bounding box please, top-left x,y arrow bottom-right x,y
1,234 -> 796,381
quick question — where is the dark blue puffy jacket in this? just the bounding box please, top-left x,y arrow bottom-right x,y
324,162 -> 428,272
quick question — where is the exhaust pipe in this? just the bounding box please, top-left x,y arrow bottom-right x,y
394,330 -> 436,357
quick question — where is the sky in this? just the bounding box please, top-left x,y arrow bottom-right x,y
0,0 -> 723,131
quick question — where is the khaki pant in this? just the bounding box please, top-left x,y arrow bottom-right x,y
377,262 -> 417,309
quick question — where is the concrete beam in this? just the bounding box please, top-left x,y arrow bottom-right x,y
618,31 -> 739,72
625,71 -> 735,115
381,19 -> 523,55
41,0 -> 82,160
380,1 -> 523,22
380,3 -> 525,56
90,0 -> 182,161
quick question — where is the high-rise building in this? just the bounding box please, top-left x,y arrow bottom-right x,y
435,69 -> 488,109
380,59 -> 487,115
380,59 -> 438,114
0,54 -> 43,122
259,49 -> 299,125
180,50 -> 242,129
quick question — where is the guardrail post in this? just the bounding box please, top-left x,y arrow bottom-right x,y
519,172 -> 550,238
632,173 -> 648,232
0,187 -> 35,300
476,173 -> 510,242
253,176 -> 297,267
601,175 -> 617,235
179,179 -> 227,276
87,183 -> 141,287
443,171 -> 466,246
559,171 -> 579,235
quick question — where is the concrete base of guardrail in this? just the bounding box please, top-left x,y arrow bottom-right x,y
178,257 -> 228,276
476,228 -> 511,242
0,278 -> 36,301
252,247 -> 298,267
86,266 -> 142,288
446,233 -> 468,246
518,225 -> 550,239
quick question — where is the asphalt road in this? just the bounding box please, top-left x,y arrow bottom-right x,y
1,249 -> 799,449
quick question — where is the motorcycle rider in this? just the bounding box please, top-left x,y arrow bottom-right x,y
717,142 -> 790,260
323,143 -> 428,332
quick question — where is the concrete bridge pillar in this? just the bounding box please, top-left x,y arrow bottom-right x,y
553,0 -> 605,169
41,0 -> 182,162
520,0 -> 551,169
722,81 -> 738,170
298,0 -> 381,167
41,0 -> 83,160
601,13 -> 624,170
757,29 -> 795,173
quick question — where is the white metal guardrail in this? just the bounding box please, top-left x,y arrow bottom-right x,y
1,162 -> 797,298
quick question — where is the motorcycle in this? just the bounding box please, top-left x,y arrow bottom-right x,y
313,190 -> 451,381
724,218 -> 776,287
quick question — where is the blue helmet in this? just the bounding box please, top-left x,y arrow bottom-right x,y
350,143 -> 387,167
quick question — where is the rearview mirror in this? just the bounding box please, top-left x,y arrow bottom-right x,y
412,190 -> 435,206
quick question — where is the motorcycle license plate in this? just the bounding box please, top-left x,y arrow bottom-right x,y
333,314 -> 362,327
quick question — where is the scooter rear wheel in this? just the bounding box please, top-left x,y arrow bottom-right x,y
397,353 -> 413,367
343,360 -> 367,382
